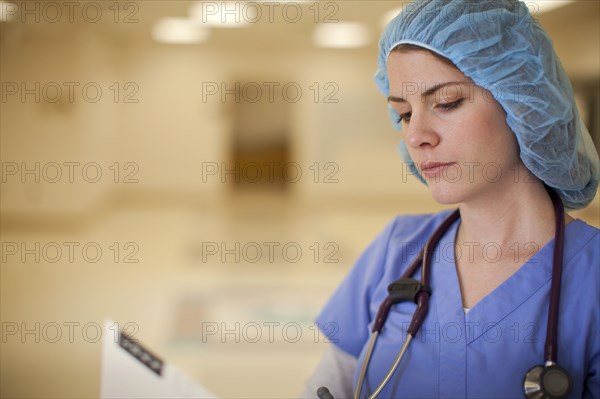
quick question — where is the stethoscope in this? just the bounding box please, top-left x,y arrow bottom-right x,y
317,186 -> 572,399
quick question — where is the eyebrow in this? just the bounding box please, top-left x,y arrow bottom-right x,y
387,81 -> 471,103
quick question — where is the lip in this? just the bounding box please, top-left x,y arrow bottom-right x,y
420,161 -> 456,178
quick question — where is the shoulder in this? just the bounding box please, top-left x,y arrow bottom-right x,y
385,209 -> 456,248
357,210 -> 455,276
384,209 -> 454,258
561,220 -> 599,330
325,209 -> 459,295
314,210 -> 459,357
560,220 -> 600,382
564,219 -> 599,271
567,218 -> 599,245
361,209 -> 457,287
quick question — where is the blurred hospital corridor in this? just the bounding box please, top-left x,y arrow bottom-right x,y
1,1 -> 599,398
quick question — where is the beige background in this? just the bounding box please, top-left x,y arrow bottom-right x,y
1,1 -> 599,398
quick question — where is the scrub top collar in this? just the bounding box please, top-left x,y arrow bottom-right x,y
430,217 -> 586,345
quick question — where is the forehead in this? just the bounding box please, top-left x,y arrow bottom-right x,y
386,50 -> 469,96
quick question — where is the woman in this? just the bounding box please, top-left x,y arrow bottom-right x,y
302,1 -> 599,398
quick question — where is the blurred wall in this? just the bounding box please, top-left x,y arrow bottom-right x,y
1,1 -> 599,398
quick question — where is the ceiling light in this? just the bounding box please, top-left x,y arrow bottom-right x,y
313,22 -> 371,49
522,0 -> 574,14
378,2 -> 573,29
152,18 -> 211,44
0,1 -> 17,22
189,1 -> 251,28
380,7 -> 404,29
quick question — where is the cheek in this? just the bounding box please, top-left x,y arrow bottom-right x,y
487,116 -> 520,163
468,103 -> 518,161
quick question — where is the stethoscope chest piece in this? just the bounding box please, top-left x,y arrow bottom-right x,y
524,363 -> 572,399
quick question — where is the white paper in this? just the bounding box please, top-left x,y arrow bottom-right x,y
100,319 -> 218,399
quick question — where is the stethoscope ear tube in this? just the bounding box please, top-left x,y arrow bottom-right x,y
543,186 -> 566,365
522,186 -> 571,399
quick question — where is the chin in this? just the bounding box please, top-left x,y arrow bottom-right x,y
426,182 -> 468,205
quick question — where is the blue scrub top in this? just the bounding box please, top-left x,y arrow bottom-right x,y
316,211 -> 600,398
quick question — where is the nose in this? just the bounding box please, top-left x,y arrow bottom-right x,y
404,111 -> 440,149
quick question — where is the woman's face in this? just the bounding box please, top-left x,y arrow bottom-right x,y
387,49 -> 524,206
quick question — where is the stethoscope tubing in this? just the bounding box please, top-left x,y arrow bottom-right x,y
545,187 -> 565,364
355,187 -> 566,399
354,209 -> 460,399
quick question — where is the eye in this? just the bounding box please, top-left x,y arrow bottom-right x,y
437,98 -> 464,111
396,112 -> 412,124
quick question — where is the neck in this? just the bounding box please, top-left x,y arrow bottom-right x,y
456,180 -> 558,256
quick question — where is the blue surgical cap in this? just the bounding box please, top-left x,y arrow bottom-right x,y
375,0 -> 599,209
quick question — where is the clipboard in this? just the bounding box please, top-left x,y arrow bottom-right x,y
100,319 -> 218,399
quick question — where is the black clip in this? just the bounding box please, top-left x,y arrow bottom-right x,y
387,278 -> 431,304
